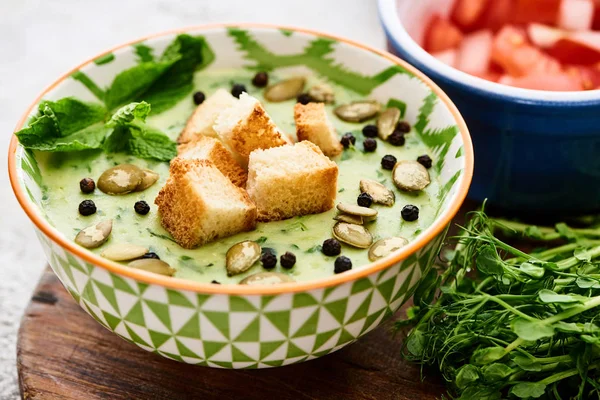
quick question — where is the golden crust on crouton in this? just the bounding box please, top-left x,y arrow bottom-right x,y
294,103 -> 343,157
155,159 -> 256,249
177,136 -> 247,187
246,141 -> 338,222
215,93 -> 290,167
178,89 -> 237,144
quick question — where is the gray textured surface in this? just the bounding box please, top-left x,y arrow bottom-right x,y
0,0 -> 385,397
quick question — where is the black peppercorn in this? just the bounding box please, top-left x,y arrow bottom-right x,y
211,280 -> 221,284
381,155 -> 397,170
141,252 -> 160,260
261,250 -> 277,270
296,93 -> 312,105
79,178 -> 95,193
231,83 -> 247,98
417,154 -> 433,169
401,204 -> 420,222
322,238 -> 341,256
362,124 -> 378,138
340,132 -> 356,148
78,200 -> 96,216
363,138 -> 377,152
134,200 -> 150,215
396,121 -> 411,133
334,256 -> 352,274
280,252 -> 296,269
193,91 -> 206,105
357,192 -> 373,207
252,72 -> 269,87
388,131 -> 406,146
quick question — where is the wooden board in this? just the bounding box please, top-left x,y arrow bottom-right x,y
17,267 -> 445,400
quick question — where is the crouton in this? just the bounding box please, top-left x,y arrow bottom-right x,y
155,159 -> 257,249
178,89 -> 238,144
177,136 -> 247,187
214,93 -> 290,166
294,102 -> 343,157
246,141 -> 338,222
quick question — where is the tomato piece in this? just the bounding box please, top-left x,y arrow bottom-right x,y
528,23 -> 565,48
513,0 -> 561,24
424,15 -> 464,53
431,49 -> 459,67
471,70 -> 503,82
529,25 -> 600,64
492,25 -> 562,76
499,73 -> 583,90
594,0 -> 600,29
451,0 -> 489,30
457,30 -> 494,74
565,65 -> 600,89
475,0 -> 515,32
558,0 -> 594,31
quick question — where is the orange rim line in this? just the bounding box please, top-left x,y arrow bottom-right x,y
7,23 -> 474,295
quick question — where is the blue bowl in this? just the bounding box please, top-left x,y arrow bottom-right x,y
378,0 -> 600,214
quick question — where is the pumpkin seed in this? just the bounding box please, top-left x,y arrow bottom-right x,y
75,220 -> 113,249
359,179 -> 395,206
334,213 -> 364,225
98,164 -> 144,195
101,243 -> 149,261
128,259 -> 175,277
240,272 -> 295,286
392,160 -> 431,191
226,241 -> 261,276
332,222 -> 373,249
377,108 -> 401,140
264,77 -> 306,102
368,237 -> 409,261
135,169 -> 159,191
336,203 -> 377,218
308,83 -> 335,103
334,101 -> 381,122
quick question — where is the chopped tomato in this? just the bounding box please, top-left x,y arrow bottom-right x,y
499,73 -> 583,90
558,0 -> 595,31
475,0 -> 515,32
431,49 -> 458,67
457,30 -> 494,74
492,25 -> 562,76
529,24 -> 600,64
424,15 -> 464,53
451,0 -> 489,30
513,0 -> 561,24
565,64 -> 600,88
594,0 -> 600,29
471,70 -> 503,82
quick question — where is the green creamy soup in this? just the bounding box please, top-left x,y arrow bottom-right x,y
37,69 -> 441,284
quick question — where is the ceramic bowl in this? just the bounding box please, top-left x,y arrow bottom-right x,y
379,0 -> 600,214
9,24 -> 472,368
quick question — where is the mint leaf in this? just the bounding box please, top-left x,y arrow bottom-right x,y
105,102 -> 176,161
104,34 -> 214,113
15,98 -> 108,152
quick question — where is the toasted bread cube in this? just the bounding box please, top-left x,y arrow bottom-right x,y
155,159 -> 257,249
177,136 -> 247,187
247,141 -> 338,222
214,93 -> 290,167
294,103 -> 343,157
178,89 -> 238,144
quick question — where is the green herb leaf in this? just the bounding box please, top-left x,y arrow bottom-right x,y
574,247 -> 593,262
511,318 -> 555,341
455,365 -> 480,389
520,262 -> 545,279
556,222 -> 577,241
256,236 -> 268,245
471,347 -> 506,366
458,386 -> 501,400
306,245 -> 322,253
512,355 -> 542,372
576,277 -> 600,289
510,382 -> 546,399
538,289 -> 584,304
15,98 -> 108,152
482,363 -> 513,382
476,245 -> 504,276
405,330 -> 425,357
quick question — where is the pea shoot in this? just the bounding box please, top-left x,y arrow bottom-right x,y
401,207 -> 600,399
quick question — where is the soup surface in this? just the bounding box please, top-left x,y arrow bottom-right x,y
36,68 -> 441,284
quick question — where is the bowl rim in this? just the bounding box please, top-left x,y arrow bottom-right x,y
378,0 -> 600,105
8,22 -> 473,295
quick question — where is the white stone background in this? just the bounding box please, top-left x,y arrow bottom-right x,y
0,0 -> 385,397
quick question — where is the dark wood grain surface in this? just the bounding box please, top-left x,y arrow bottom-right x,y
17,267 -> 445,400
